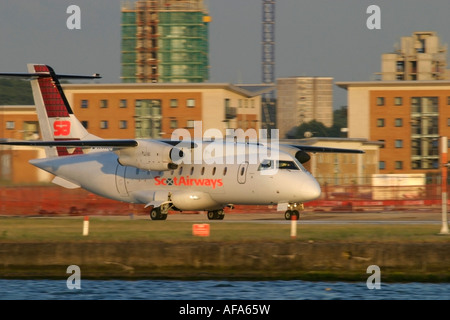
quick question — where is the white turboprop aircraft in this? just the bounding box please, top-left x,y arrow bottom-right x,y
0,64 -> 364,220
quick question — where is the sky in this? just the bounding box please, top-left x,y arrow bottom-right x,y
1,0 -> 450,108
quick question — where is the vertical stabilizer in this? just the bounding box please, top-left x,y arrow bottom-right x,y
27,64 -> 100,157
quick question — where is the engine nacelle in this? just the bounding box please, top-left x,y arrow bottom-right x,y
171,191 -> 221,211
115,140 -> 183,171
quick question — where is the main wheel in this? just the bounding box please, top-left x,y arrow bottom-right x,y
207,210 -> 217,220
150,207 -> 162,220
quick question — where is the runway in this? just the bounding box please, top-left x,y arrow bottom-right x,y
149,210 -> 446,225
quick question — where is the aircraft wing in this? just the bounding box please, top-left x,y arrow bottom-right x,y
287,144 -> 365,154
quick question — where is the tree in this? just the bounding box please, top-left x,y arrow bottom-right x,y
0,78 -> 34,105
290,106 -> 348,138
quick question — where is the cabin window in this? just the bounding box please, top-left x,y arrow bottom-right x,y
223,167 -> 227,176
190,167 -> 194,175
201,167 -> 205,175
212,167 -> 216,175
179,167 -> 183,175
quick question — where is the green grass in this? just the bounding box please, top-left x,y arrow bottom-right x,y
0,216 -> 448,243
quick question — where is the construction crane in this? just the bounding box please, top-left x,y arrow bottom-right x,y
261,0 -> 276,134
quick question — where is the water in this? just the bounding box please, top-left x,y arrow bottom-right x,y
0,279 -> 448,300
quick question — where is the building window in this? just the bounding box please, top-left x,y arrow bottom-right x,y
447,118 -> 450,127
187,99 -> 196,108
134,99 -> 161,139
395,118 -> 403,127
119,120 -> 128,129
100,120 -> 108,129
376,97 -> 385,106
395,161 -> 403,169
395,140 -> 403,148
378,140 -> 385,148
81,100 -> 88,108
376,119 -> 385,127
100,100 -> 108,108
447,96 -> 450,105
170,99 -> 178,108
379,161 -> 386,170
186,120 -> 194,128
170,119 -> 178,129
81,121 -> 88,129
394,97 -> 403,106
5,121 -> 15,130
120,100 -> 127,108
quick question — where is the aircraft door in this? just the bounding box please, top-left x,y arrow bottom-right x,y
237,162 -> 249,184
115,164 -> 129,196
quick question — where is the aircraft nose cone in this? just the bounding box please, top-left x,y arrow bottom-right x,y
301,175 -> 321,201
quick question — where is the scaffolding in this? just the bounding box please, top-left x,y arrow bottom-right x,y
121,0 -> 210,83
261,0 -> 276,133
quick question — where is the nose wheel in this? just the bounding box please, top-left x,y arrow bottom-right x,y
284,210 -> 299,220
284,203 -> 303,220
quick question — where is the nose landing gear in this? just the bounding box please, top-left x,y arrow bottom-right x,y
284,203 -> 303,220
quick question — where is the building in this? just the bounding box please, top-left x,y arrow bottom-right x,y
283,138 -> 381,186
121,0 -> 211,83
336,80 -> 450,177
276,77 -> 333,138
0,83 -> 267,183
0,106 -> 50,183
62,83 -> 264,139
376,31 -> 450,81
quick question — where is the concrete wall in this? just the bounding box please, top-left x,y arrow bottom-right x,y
1,241 -> 448,281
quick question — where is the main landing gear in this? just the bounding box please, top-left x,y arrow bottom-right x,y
149,203 -> 171,220
284,203 -> 304,220
207,209 -> 225,220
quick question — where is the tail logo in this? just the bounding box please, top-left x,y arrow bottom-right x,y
54,120 -> 71,136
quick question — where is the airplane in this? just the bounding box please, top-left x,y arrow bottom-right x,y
0,64 -> 364,220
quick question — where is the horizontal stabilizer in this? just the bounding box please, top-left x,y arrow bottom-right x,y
0,139 -> 138,148
0,72 -> 101,80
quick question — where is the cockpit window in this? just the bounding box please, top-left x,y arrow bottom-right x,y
258,159 -> 301,171
259,159 -> 273,170
278,160 -> 299,170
